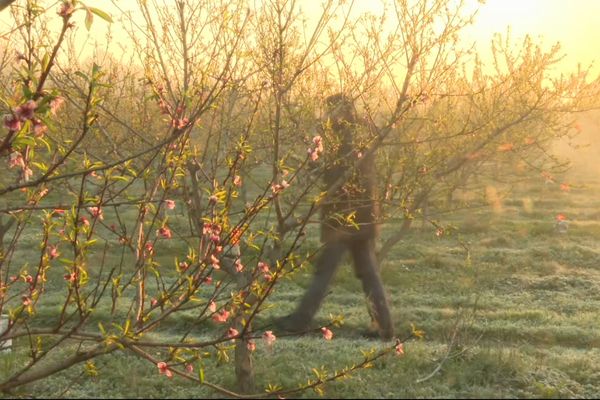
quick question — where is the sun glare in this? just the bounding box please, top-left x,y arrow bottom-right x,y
463,0 -> 599,73
1,0 -> 598,74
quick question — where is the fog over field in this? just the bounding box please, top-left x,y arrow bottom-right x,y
0,0 -> 599,398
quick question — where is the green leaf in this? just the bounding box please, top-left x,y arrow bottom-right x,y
198,367 -> 204,383
92,63 -> 101,77
411,323 -> 425,339
31,162 -> 48,173
74,71 -> 89,82
85,8 -> 93,31
41,52 -> 50,71
38,136 -> 51,152
110,175 -> 130,182
15,134 -> 36,147
89,7 -> 113,23
123,319 -> 131,336
83,239 -> 97,248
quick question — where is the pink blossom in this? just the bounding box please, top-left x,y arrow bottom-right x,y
321,327 -> 333,340
497,143 -> 514,152
230,228 -> 242,245
15,100 -> 37,121
208,300 -> 217,313
212,309 -> 230,323
64,272 -> 77,283
227,327 -> 239,339
53,209 -> 65,215
271,180 -> 290,194
258,261 -> 269,273
312,135 -> 323,153
234,259 -> 244,273
466,151 -> 482,160
178,261 -> 189,272
87,206 -> 104,220
203,223 -> 222,236
49,96 -> 65,115
262,330 -> 276,346
22,296 -> 32,306
203,223 -> 221,243
151,298 -> 158,307
157,362 -> 173,378
8,152 -> 24,169
233,175 -> 242,187
22,167 -> 33,182
556,214 -> 567,221
172,117 -> 189,129
185,363 -> 194,373
48,245 -> 60,260
158,99 -> 171,115
164,199 -> 176,210
263,273 -> 273,282
4,115 -> 21,131
204,276 -> 213,285
541,171 -> 554,184
38,188 -> 49,198
210,254 -> 220,269
25,275 -> 33,284
144,242 -> 154,255
560,183 -> 570,192
308,135 -> 324,161
435,228 -> 444,237
158,226 -> 172,239
395,342 -> 404,356
271,183 -> 283,194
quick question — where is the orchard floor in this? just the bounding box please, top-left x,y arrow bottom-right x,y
3,172 -> 600,399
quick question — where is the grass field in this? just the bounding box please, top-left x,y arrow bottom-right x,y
2,165 -> 600,398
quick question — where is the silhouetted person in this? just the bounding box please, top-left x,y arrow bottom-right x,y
277,94 -> 394,340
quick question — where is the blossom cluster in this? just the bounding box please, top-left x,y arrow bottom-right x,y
307,135 -> 324,161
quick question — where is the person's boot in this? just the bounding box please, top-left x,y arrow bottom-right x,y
273,313 -> 312,335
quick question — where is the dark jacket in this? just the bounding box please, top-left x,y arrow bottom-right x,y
320,118 -> 379,243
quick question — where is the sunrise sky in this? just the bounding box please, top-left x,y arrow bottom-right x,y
1,0 -> 599,76
462,0 -> 600,74
342,0 -> 599,75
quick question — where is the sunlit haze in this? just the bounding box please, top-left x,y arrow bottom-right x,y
462,0 -> 600,74
2,1 -> 600,396
1,0 -> 598,75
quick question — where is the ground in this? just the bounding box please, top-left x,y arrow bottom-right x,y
2,166 -> 600,399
